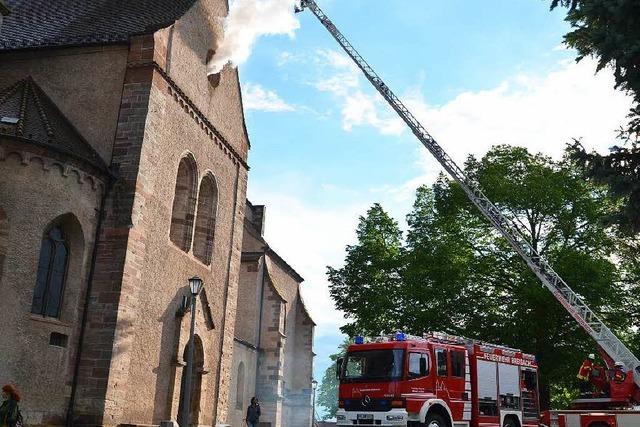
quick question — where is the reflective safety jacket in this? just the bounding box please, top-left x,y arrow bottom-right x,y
577,359 -> 593,381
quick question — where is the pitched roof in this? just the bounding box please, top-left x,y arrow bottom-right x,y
0,77 -> 107,170
297,292 -> 316,326
0,0 -> 197,51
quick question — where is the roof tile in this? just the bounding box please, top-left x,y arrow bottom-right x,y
0,0 -> 197,51
0,77 -> 107,170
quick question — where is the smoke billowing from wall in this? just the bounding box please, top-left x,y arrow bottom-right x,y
207,0 -> 300,75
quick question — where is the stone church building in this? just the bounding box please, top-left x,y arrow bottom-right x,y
0,1 -> 314,426
227,202 -> 315,427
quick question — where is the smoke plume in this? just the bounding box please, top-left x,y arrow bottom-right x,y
207,0 -> 301,75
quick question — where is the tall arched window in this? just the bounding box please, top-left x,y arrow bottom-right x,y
31,226 -> 68,317
170,155 -> 198,251
193,174 -> 218,264
236,362 -> 245,410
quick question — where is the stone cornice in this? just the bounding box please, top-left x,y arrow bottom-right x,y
234,337 -> 258,350
0,141 -> 107,193
127,60 -> 250,170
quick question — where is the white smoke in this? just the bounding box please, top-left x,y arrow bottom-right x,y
207,0 -> 301,75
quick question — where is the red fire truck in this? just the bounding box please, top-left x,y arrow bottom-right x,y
335,332 -> 539,427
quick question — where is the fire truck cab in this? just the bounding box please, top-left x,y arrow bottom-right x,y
335,332 -> 539,427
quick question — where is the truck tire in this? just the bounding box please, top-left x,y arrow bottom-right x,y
424,413 -> 447,427
588,423 -> 610,427
503,419 -> 518,427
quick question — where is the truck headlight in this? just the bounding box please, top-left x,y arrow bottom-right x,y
336,415 -> 346,421
386,415 -> 404,421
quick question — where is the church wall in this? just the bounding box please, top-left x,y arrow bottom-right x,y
287,305 -> 315,427
0,143 -> 105,426
262,257 -> 314,427
0,46 -> 129,163
255,280 -> 285,427
235,255 -> 263,346
115,61 -> 249,425
228,341 -> 258,427
154,0 -> 250,161
66,23 -> 248,424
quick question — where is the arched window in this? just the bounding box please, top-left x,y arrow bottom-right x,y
193,174 -> 218,264
170,155 -> 198,251
31,226 -> 68,317
236,362 -> 245,410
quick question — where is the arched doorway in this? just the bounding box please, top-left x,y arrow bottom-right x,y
177,335 -> 204,427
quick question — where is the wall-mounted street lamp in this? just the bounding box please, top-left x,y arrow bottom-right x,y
180,276 -> 204,427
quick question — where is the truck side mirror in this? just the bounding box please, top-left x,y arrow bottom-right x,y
336,357 -> 344,379
420,357 -> 428,376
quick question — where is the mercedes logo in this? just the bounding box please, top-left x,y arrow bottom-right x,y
362,395 -> 371,407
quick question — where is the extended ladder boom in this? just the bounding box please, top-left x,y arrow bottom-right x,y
298,0 -> 640,387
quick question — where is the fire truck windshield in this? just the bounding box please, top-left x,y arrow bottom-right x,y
342,349 -> 404,382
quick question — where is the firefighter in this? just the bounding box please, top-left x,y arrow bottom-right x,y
612,362 -> 627,383
577,353 -> 595,395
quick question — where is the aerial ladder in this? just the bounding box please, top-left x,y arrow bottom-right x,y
296,0 -> 640,397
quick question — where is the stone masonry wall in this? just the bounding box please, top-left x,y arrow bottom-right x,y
256,277 -> 286,427
0,140 -> 105,426
72,35 -> 157,427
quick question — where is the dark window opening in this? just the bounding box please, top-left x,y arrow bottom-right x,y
408,352 -> 429,378
522,369 -> 539,419
170,155 -> 198,251
451,350 -> 465,378
49,332 -> 68,348
436,349 -> 448,377
479,398 -> 499,416
32,226 -> 68,318
193,174 -> 218,264
207,50 -> 222,88
342,349 -> 404,382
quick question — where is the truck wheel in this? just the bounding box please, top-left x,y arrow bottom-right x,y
588,423 -> 610,427
503,419 -> 518,427
425,413 -> 447,427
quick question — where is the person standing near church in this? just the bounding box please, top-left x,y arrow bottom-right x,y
0,384 -> 21,427
245,397 -> 261,427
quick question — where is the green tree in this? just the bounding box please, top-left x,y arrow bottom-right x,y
327,204 -> 405,337
316,339 -> 351,420
550,0 -> 640,233
328,145 -> 638,409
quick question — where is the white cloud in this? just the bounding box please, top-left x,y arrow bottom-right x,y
242,83 -> 295,112
401,58 -> 632,186
277,51 -> 295,66
311,49 -> 632,168
313,49 -> 404,135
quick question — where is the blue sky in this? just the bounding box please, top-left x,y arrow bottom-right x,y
231,0 -> 632,415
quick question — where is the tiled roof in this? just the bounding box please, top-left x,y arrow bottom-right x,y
0,0 -> 197,51
0,77 -> 107,170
